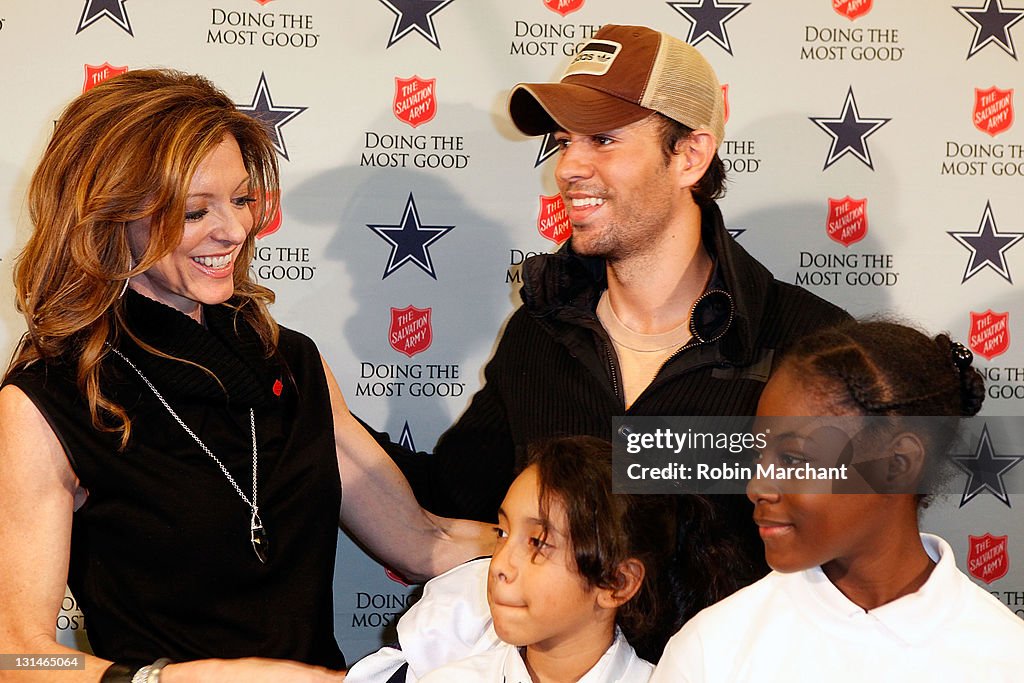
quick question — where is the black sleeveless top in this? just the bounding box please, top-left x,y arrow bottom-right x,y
4,292 -> 345,669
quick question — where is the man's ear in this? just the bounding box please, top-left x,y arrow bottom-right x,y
596,558 -> 645,609
886,432 -> 926,490
672,130 -> 716,189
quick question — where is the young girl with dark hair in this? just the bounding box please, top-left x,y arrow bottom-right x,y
652,320 -> 1024,682
347,435 -> 747,682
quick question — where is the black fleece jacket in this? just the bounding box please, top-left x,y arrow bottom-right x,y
369,200 -> 850,523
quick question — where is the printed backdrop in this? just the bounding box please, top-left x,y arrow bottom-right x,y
1,0 -> 1022,661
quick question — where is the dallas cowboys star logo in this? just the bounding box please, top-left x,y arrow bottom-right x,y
76,0 -> 132,35
535,134 -> 561,167
378,0 -> 457,49
368,194 -> 454,279
236,73 -> 307,161
954,423 -> 1024,507
954,0 -> 1024,59
809,87 -> 890,170
667,0 -> 750,54
948,201 -> 1023,284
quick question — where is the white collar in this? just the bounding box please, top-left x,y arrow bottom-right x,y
783,534 -> 965,645
500,629 -> 645,682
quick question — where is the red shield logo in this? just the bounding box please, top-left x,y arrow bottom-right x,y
973,87 -> 1014,137
967,534 -> 1009,584
544,0 -> 585,17
256,191 -> 282,239
254,0 -> 275,4
833,0 -> 872,20
825,196 -> 867,247
537,195 -> 572,246
969,310 -> 1010,360
393,76 -> 437,129
721,84 -> 730,124
389,306 -> 432,358
83,63 -> 128,93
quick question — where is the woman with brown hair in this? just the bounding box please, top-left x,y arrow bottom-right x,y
0,69 -> 490,682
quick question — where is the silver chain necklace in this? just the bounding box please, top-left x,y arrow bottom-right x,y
108,347 -> 269,564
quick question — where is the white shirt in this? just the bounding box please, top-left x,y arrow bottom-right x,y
420,629 -> 653,683
344,558 -> 500,683
651,534 -> 1024,683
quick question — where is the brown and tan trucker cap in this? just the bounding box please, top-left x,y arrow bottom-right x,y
508,24 -> 725,148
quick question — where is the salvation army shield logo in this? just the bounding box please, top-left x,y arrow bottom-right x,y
973,87 -> 1014,137
832,0 -> 872,20
538,195 -> 572,246
256,191 -> 282,239
826,196 -> 867,247
967,534 -> 1009,584
389,306 -> 432,358
83,63 -> 127,93
394,76 -> 437,129
969,310 -> 1010,360
544,0 -> 585,17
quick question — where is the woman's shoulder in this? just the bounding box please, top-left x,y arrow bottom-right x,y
275,324 -> 320,357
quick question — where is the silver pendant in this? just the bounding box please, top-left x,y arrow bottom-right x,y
251,513 -> 269,564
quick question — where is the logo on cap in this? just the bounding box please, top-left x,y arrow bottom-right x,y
833,0 -> 873,20
394,76 -> 437,128
973,86 -> 1014,137
544,0 -> 585,16
969,310 -> 1010,360
83,63 -> 127,93
826,197 -> 867,247
967,534 -> 1009,584
538,195 -> 572,245
564,40 -> 620,77
389,306 -> 433,358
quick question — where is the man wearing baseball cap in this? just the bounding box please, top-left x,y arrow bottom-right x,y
376,25 -> 849,598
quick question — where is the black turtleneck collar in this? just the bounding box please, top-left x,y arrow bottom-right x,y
114,290 -> 281,407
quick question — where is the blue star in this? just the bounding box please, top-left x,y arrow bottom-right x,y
535,133 -> 561,167
667,0 -> 750,54
378,0 -> 457,49
236,73 -> 307,161
954,423 -> 1024,507
76,0 -> 132,35
368,194 -> 454,279
809,87 -> 890,170
954,0 -> 1024,59
948,201 -> 1023,284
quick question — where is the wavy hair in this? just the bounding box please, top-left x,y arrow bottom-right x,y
6,69 -> 280,447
